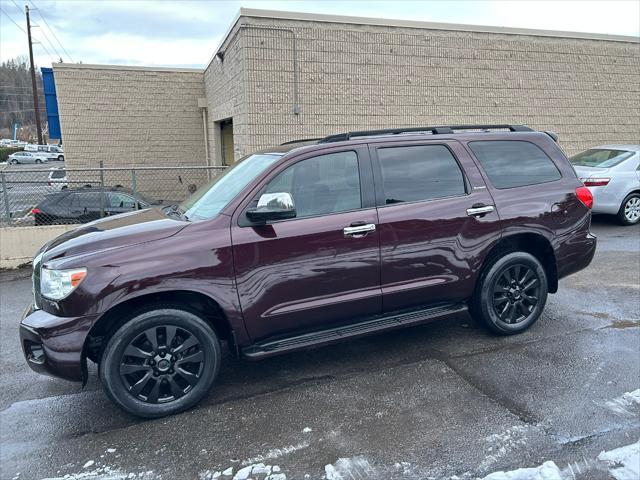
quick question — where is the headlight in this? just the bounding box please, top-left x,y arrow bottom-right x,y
41,268 -> 87,300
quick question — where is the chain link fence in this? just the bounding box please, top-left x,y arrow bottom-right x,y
0,164 -> 227,227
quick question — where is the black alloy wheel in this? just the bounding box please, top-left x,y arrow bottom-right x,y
99,308 -> 220,418
492,264 -> 541,324
119,325 -> 205,404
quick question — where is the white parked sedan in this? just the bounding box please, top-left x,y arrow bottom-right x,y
7,151 -> 50,165
571,145 -> 640,225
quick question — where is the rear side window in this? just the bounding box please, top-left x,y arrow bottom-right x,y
377,145 -> 466,205
469,140 -> 561,189
51,169 -> 66,179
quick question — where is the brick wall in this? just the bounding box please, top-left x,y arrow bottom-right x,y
227,14 -> 639,158
53,64 -> 207,168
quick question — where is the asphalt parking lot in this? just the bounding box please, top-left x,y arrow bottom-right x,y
0,217 -> 638,480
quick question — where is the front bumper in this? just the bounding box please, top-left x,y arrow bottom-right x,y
20,304 -> 97,382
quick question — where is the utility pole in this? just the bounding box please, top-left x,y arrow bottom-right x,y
25,4 -> 43,145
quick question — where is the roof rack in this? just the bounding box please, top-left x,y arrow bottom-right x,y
280,137 -> 324,146
317,124 -> 534,143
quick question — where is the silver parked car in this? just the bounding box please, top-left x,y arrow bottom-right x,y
570,145 -> 640,225
7,151 -> 50,165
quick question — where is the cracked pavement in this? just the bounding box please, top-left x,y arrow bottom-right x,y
0,217 -> 638,479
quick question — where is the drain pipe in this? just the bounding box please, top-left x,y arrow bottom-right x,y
198,98 -> 211,179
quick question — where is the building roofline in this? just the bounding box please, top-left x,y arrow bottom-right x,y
52,63 -> 204,73
238,8 -> 639,43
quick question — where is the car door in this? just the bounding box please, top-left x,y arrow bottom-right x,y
74,191 -> 105,222
370,140 -> 501,313
230,146 -> 382,342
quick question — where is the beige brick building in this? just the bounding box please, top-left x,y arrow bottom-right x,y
53,8 -> 640,169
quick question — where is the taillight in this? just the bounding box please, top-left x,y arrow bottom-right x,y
31,208 -> 41,214
575,187 -> 593,209
581,178 -> 610,187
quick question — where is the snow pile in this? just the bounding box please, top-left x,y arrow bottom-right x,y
597,440 -> 640,480
605,389 -> 640,417
240,443 -> 308,467
324,456 -> 375,480
479,461 -> 563,480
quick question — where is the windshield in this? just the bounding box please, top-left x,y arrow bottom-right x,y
180,153 -> 282,221
570,149 -> 634,168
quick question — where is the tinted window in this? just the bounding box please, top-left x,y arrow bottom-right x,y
265,151 -> 361,218
377,145 -> 466,204
51,169 -> 66,179
469,141 -> 561,189
570,149 -> 634,168
109,192 -> 136,209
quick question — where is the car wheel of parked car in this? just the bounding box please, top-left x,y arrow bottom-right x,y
99,307 -> 221,418
472,252 -> 548,335
618,193 -> 640,226
58,155 -> 64,161
35,159 -> 42,164
10,159 -> 18,165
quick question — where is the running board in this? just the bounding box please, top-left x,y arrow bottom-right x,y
241,302 -> 467,359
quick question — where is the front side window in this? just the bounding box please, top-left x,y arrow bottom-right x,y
181,153 -> 282,221
265,151 -> 361,218
377,145 -> 466,205
570,149 -> 634,168
469,140 -> 561,189
109,192 -> 137,209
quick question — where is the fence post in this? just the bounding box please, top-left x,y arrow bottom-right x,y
131,169 -> 138,209
99,161 -> 105,218
0,172 -> 12,226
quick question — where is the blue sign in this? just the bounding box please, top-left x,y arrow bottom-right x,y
40,67 -> 62,140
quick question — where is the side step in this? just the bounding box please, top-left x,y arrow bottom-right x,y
241,302 -> 468,359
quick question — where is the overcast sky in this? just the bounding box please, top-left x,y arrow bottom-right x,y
1,0 -> 639,69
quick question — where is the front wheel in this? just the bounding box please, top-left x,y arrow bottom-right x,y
58,155 -> 64,161
472,252 -> 548,335
99,308 -> 221,418
618,193 -> 640,226
35,159 -> 42,164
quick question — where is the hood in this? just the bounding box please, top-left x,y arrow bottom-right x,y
41,208 -> 188,262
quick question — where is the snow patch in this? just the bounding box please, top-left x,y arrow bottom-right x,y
479,461 -> 563,480
39,467 -> 156,480
597,439 -> 640,480
83,461 -> 95,469
604,389 -> 640,417
240,442 -> 308,466
302,427 -> 312,433
479,425 -> 532,470
323,456 -> 375,479
200,463 -> 286,480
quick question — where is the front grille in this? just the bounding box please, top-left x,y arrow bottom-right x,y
32,252 -> 43,309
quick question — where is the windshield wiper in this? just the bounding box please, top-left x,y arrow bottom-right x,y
165,204 -> 189,221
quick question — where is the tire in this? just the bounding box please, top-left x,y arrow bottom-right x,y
35,159 -> 42,164
99,308 -> 221,418
471,252 -> 548,335
58,155 -> 64,161
617,193 -> 640,226
9,159 -> 18,165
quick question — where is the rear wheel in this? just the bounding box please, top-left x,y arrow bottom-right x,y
99,308 -> 221,418
617,193 -> 640,226
57,155 -> 64,161
10,159 -> 18,165
472,252 -> 548,335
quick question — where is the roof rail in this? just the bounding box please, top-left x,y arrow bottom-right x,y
280,137 -> 323,145
318,124 -> 534,143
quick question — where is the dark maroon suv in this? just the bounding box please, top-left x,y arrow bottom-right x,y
20,125 -> 596,417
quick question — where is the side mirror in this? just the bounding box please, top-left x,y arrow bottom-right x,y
246,192 -> 296,223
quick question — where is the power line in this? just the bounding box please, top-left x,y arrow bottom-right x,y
28,0 -> 74,62
32,22 -> 64,61
0,7 -> 27,34
32,38 -> 56,63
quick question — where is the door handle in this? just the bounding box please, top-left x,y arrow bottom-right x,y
343,223 -> 376,237
466,205 -> 495,217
